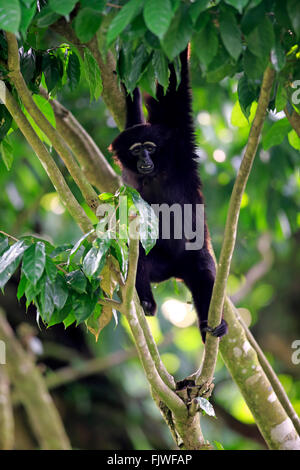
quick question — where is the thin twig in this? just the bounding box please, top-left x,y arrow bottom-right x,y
0,231 -> 19,242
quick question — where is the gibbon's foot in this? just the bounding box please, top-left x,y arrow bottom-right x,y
141,300 -> 157,316
200,318 -> 228,343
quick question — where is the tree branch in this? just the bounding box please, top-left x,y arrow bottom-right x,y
50,18 -> 126,130
237,313 -> 300,435
6,32 -> 100,214
0,368 -> 14,449
220,298 -> 300,449
196,65 -> 276,387
39,88 -> 121,193
0,310 -> 70,449
231,233 -> 273,304
121,238 -> 187,418
0,82 -> 94,234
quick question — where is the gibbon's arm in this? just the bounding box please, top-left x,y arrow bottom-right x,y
146,48 -> 194,142
125,88 -> 145,129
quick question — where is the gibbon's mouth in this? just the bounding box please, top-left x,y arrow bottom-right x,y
137,163 -> 154,174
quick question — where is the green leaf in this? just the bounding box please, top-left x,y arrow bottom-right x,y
237,74 -> 256,118
0,241 -> 29,289
80,0 -> 106,11
110,239 -> 128,276
243,48 -> 268,79
98,192 -> 115,202
33,94 -> 56,128
20,235 -> 55,255
73,293 -> 97,324
22,242 -> 46,286
0,105 -> 13,142
161,7 -> 193,61
152,50 -> 169,90
63,312 -> 76,328
0,138 -> 13,170
47,306 -> 69,327
68,229 -> 94,265
23,107 -> 51,145
106,0 -> 142,45
17,273 -> 28,301
246,16 -> 275,58
231,100 -> 257,127
126,187 -> 158,255
82,240 -> 111,277
275,82 -> 287,112
125,43 -> 150,93
83,48 -> 103,101
0,236 -> 9,256
67,51 -> 81,91
20,48 -> 36,85
35,6 -> 60,28
287,0 -> 300,38
66,269 -> 87,294
271,39 -> 286,72
73,8 -> 102,43
42,54 -> 63,93
25,277 -> 41,310
52,275 -> 68,310
206,47 -> 236,83
144,0 -> 173,39
188,0 -> 211,24
0,0 -> 21,33
224,0 -> 248,13
288,129 -> 300,150
49,0 -> 77,16
193,22 -> 218,67
213,440 -> 225,450
220,9 -> 242,61
39,275 -> 55,323
262,118 -> 291,150
20,1 -> 37,37
241,1 -> 265,35
195,397 -> 216,417
138,61 -> 156,97
45,256 -> 57,282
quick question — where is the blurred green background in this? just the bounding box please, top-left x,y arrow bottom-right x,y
0,59 -> 299,450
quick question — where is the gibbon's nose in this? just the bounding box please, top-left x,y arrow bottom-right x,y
137,149 -> 154,174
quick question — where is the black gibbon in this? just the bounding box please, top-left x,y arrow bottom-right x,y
111,49 -> 227,342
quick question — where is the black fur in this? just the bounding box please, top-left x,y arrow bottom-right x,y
111,50 -> 227,342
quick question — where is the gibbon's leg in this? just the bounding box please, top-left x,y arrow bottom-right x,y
182,252 -> 228,342
135,245 -> 157,316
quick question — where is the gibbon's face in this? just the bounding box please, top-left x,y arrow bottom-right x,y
111,124 -> 170,176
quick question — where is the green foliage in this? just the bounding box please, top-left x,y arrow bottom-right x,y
0,185 -> 157,332
0,0 -> 21,33
48,0 -> 77,16
83,48 -> 103,101
0,0 -> 298,157
73,7 -> 103,43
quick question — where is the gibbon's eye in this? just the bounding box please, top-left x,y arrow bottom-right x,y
129,143 -> 142,156
143,142 -> 157,154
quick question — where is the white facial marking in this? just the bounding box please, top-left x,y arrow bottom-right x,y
129,142 -> 142,150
